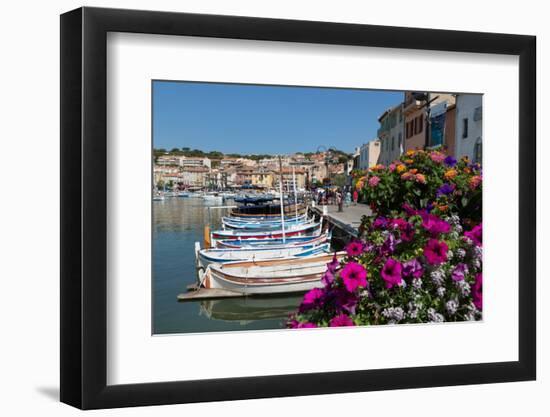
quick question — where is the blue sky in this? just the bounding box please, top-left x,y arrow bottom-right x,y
153,81 -> 403,154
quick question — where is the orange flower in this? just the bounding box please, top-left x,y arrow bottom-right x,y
406,150 -> 415,157
444,169 -> 458,180
404,159 -> 414,164
396,164 -> 406,173
463,167 -> 471,174
415,173 -> 426,184
438,205 -> 449,212
409,169 -> 418,174
401,172 -> 414,181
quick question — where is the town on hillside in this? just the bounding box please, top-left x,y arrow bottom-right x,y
153,91 -> 482,192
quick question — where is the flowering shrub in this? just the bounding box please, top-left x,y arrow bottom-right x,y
356,150 -> 482,224
288,209 -> 483,328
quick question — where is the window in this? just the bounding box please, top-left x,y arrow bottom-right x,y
391,136 -> 395,151
462,118 -> 469,138
398,132 -> 402,150
416,116 -> 423,134
474,137 -> 482,163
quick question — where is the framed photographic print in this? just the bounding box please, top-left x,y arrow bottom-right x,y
60,6 -> 536,409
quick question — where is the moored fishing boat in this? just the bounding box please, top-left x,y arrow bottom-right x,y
198,252 -> 345,295
215,230 -> 329,249
221,213 -> 307,225
195,242 -> 330,269
210,220 -> 320,243
230,203 -> 306,217
221,216 -> 312,230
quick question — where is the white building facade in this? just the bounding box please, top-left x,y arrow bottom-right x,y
455,94 -> 483,163
377,104 -> 404,166
358,139 -> 381,170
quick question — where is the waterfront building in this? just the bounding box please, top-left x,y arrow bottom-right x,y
180,166 -> 209,187
403,92 -> 456,153
272,168 -> 307,191
444,103 -> 457,157
377,104 -> 404,166
180,156 -> 211,169
156,155 -> 184,166
455,94 -> 483,163
358,139 -> 381,170
235,167 -> 275,189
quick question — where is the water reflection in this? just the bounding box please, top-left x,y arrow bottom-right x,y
199,295 -> 304,323
153,197 -> 303,334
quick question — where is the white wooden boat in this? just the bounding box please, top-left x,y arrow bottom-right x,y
195,242 -> 330,269
198,252 -> 345,295
203,193 -> 223,201
211,221 -> 320,242
222,217 -> 312,230
222,213 -> 307,225
153,194 -> 165,201
215,227 -> 328,249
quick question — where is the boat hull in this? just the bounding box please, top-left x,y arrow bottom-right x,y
211,222 -> 320,242
215,231 -> 328,249
197,243 -> 330,269
200,252 -> 344,295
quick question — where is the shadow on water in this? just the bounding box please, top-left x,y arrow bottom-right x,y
153,197 -> 306,335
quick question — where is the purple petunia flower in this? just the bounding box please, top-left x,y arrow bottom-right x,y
402,258 -> 424,278
321,270 -> 335,287
331,288 -> 360,315
423,239 -> 449,265
381,258 -> 403,289
436,183 -> 455,198
444,156 -> 457,167
326,253 -> 340,274
329,314 -> 355,327
380,233 -> 398,255
451,263 -> 469,282
340,262 -> 368,292
373,216 -> 388,229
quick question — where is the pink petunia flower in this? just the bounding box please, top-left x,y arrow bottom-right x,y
329,314 -> 355,327
381,258 -> 403,289
300,288 -> 324,311
423,239 -> 449,265
340,262 -> 368,292
472,273 -> 483,310
464,224 -> 482,247
422,214 -> 451,236
345,240 -> 365,257
368,176 -> 381,187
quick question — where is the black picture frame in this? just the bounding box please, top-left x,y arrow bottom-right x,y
60,6 -> 536,410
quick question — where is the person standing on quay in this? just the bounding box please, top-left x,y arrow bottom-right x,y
353,189 -> 359,205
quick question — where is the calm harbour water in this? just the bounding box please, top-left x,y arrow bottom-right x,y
153,197 -> 303,334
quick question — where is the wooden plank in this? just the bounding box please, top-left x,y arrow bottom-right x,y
177,288 -> 245,301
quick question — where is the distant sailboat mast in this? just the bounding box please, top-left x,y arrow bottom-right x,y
292,165 -> 298,220
278,156 -> 286,243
